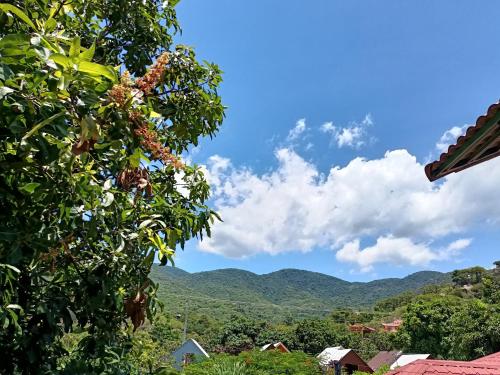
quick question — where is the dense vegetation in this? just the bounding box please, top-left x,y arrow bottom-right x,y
0,0 -> 224,373
150,265 -> 450,320
116,264 -> 499,373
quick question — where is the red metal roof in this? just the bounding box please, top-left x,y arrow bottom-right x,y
472,351 -> 500,367
425,102 -> 500,181
387,352 -> 500,375
387,359 -> 500,374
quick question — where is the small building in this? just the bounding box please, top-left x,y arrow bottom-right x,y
171,338 -> 209,370
390,354 -> 431,370
349,324 -> 376,335
387,351 -> 500,374
317,346 -> 373,374
368,351 -> 402,371
260,342 -> 290,353
382,319 -> 402,332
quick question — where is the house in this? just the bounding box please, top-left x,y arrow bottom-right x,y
425,102 -> 500,181
368,351 -> 402,371
382,319 -> 402,332
387,351 -> 500,374
317,346 -> 373,374
260,342 -> 290,353
349,324 -> 376,335
390,354 -> 431,370
171,338 -> 209,370
368,351 -> 430,371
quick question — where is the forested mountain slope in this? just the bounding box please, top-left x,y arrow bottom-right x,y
150,266 -> 450,319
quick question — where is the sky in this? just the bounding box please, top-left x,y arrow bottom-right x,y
169,0 -> 500,281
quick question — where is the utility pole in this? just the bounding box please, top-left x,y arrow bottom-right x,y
182,303 -> 188,342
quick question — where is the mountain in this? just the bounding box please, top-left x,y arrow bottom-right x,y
150,266 -> 451,320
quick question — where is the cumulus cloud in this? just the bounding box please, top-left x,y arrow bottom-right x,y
335,236 -> 472,272
320,114 -> 373,148
199,146 -> 500,268
436,125 -> 468,153
287,118 -> 307,142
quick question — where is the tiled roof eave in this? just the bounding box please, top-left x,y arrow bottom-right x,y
425,102 -> 500,181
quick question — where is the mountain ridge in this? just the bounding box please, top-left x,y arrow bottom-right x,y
150,266 -> 451,320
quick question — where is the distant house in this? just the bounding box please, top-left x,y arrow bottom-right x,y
171,338 -> 209,370
382,319 -> 402,332
390,354 -> 431,370
260,342 -> 290,353
368,351 -> 402,371
387,350 -> 500,374
349,324 -> 376,335
317,346 -> 373,374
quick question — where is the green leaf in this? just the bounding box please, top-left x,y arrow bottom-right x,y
50,53 -> 72,69
80,42 -> 95,61
22,112 -> 65,140
129,148 -> 142,168
19,182 -> 40,193
44,17 -> 57,32
77,61 -> 117,82
0,4 -> 38,31
69,37 -> 80,58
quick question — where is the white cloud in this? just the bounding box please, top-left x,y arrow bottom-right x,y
436,125 -> 468,153
286,118 -> 307,142
199,146 -> 500,268
321,114 -> 373,148
335,236 -> 472,273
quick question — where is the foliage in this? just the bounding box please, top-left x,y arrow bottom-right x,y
396,295 -> 461,357
396,290 -> 500,360
0,0 -> 224,373
150,266 -> 450,321
292,318 -> 343,355
374,292 -> 416,313
126,329 -> 173,375
353,364 -> 389,375
211,315 -> 266,354
446,300 -> 500,360
184,350 -> 321,375
451,266 -> 486,286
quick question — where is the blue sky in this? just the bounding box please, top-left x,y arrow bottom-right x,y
170,0 -> 500,281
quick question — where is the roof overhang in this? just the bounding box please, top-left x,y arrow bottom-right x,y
425,102 -> 500,181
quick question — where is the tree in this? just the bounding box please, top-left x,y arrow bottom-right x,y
293,319 -> 345,355
481,274 -> 500,304
212,315 -> 265,354
396,296 -> 461,358
446,300 -> 500,360
0,1 -> 224,372
451,266 -> 486,286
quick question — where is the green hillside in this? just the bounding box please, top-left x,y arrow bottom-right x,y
150,266 -> 451,320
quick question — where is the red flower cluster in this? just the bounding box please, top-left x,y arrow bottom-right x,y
131,111 -> 184,169
136,52 -> 170,95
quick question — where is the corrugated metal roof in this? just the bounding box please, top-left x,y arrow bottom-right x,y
391,354 -> 431,369
369,351 -> 402,371
317,347 -> 351,365
387,358 -> 500,374
425,102 -> 500,181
